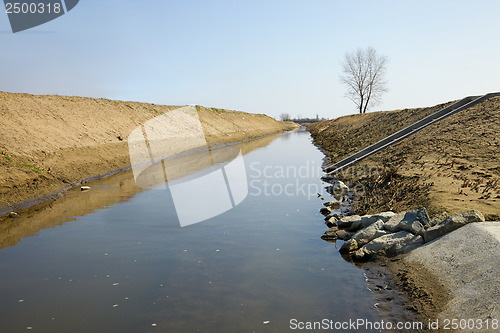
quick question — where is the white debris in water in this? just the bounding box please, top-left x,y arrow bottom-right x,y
112,304 -> 119,308
18,299 -> 24,303
215,249 -> 220,252
263,321 -> 270,325
112,283 -> 119,286
151,323 -> 157,327
276,248 -> 280,251
125,297 -> 129,300
106,275 -> 110,278
183,249 -> 188,252
104,253 -> 108,256
26,327 -> 33,330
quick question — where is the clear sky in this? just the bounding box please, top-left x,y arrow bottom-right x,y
1,0 -> 499,119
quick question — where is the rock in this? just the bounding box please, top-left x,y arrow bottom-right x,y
81,186 -> 91,191
350,211 -> 396,231
335,230 -> 352,241
326,180 -> 349,196
321,227 -> 338,239
8,212 -> 19,218
337,215 -> 362,228
325,216 -> 338,228
351,220 -> 391,247
428,212 -> 448,228
352,231 -> 423,261
423,210 -> 485,242
383,212 -> 406,232
324,200 -> 341,210
321,174 -> 336,183
319,207 -> 331,216
397,208 -> 430,236
339,239 -> 358,254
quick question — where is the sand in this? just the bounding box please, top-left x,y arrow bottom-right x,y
308,96 -> 500,220
0,91 -> 297,214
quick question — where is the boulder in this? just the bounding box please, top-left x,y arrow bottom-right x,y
352,231 -> 424,261
351,220 -> 391,247
423,210 -> 485,243
427,212 -> 448,228
350,211 -> 396,231
325,216 -> 338,228
321,227 -> 338,239
319,207 -> 332,216
337,215 -> 362,228
339,239 -> 358,254
324,200 -> 341,210
335,230 -> 353,241
383,212 -> 406,232
397,208 -> 430,236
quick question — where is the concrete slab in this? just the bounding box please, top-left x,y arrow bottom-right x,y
404,222 -> 500,332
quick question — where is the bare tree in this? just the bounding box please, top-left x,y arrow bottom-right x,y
340,47 -> 388,114
279,112 -> 291,121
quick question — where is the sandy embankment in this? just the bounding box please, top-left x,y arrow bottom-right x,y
308,97 -> 500,219
0,91 -> 297,214
308,97 -> 499,330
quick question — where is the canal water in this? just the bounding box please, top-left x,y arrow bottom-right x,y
0,129 -> 381,332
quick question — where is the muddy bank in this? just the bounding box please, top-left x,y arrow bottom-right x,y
308,97 -> 500,220
0,91 -> 297,214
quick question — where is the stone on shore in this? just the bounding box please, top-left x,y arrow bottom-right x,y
326,180 -> 348,196
81,186 -> 91,191
324,200 -> 341,210
352,231 -> 424,261
396,208 -> 430,236
319,207 -> 332,216
339,239 -> 358,254
325,216 -> 338,228
428,212 -> 448,227
337,215 -> 361,228
423,210 -> 485,242
8,212 -> 19,218
335,230 -> 352,241
351,220 -> 391,248
350,211 -> 395,231
321,227 -> 338,239
383,212 -> 406,232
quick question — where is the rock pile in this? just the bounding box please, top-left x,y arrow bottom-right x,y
321,208 -> 485,261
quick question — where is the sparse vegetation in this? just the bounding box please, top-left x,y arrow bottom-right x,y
23,163 -> 42,174
125,104 -> 134,110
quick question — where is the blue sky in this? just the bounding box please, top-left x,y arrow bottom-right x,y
1,0 -> 499,119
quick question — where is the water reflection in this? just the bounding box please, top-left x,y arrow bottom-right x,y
0,134 -> 283,249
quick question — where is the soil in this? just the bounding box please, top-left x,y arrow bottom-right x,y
308,97 -> 500,220
0,91 -> 297,215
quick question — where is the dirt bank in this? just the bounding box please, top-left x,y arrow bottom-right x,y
0,91 -> 296,214
308,97 -> 500,220
310,97 -> 499,331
